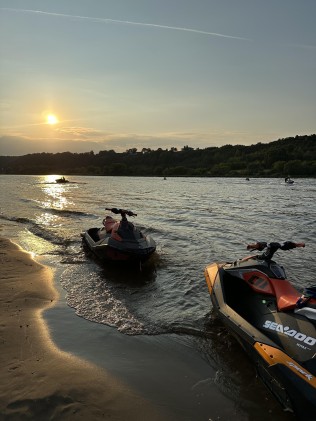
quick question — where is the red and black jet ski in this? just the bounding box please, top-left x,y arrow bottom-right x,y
204,241 -> 316,419
82,207 -> 156,263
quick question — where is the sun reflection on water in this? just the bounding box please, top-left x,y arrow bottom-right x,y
39,176 -> 74,211
35,212 -> 59,227
42,175 -> 63,184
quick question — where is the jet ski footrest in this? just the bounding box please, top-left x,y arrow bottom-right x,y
294,306 -> 316,320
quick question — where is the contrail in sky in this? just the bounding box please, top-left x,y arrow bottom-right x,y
1,8 -> 250,41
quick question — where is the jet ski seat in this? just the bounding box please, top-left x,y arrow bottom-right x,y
241,270 -> 301,311
103,216 -> 117,233
269,279 -> 300,311
242,271 -> 274,295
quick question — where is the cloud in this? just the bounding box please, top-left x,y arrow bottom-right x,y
287,43 -> 316,50
1,8 -> 250,41
0,129 -> 269,156
56,127 -> 104,139
0,135 -> 104,155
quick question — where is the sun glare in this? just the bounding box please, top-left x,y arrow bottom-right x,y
46,114 -> 59,125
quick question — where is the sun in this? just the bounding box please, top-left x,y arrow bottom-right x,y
46,114 -> 59,125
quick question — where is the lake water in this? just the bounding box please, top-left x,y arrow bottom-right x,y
1,174 -> 315,420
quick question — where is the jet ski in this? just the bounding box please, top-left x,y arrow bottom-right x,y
55,176 -> 69,183
204,241 -> 316,419
81,207 -> 156,263
285,176 -> 294,184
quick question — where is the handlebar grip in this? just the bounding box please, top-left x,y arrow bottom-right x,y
126,210 -> 137,217
247,242 -> 267,251
105,207 -> 120,214
282,241 -> 306,250
247,243 -> 259,250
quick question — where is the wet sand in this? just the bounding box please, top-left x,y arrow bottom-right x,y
0,237 -> 170,420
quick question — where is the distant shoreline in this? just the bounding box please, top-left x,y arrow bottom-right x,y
1,135 -> 315,177
0,174 -> 315,178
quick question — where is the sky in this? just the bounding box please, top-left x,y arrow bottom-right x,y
0,0 -> 315,155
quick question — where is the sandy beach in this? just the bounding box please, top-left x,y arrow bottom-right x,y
0,237 -> 170,420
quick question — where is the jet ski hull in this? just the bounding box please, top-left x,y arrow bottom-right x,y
205,262 -> 316,419
82,227 -> 156,263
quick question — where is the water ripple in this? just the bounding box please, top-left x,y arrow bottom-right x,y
1,175 -> 315,336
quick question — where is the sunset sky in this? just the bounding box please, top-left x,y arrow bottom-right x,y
1,0 -> 315,155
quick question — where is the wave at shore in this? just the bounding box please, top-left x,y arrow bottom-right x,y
0,236 -> 169,420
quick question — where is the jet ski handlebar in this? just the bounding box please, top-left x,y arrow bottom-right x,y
105,207 -> 137,217
247,241 -> 305,260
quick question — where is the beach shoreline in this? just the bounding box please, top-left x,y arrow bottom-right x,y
0,235 -> 295,421
0,236 -> 169,420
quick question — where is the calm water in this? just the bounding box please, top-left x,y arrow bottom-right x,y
1,174 -> 315,419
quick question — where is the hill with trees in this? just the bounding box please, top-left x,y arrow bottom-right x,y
0,134 -> 315,177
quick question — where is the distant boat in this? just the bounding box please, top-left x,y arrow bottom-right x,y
55,177 -> 69,184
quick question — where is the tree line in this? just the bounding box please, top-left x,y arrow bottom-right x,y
0,134 -> 315,177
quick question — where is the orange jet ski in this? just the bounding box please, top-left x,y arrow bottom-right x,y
204,241 -> 316,419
